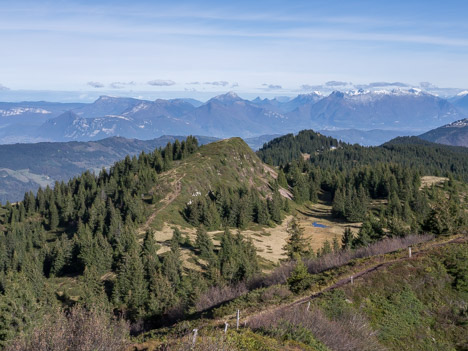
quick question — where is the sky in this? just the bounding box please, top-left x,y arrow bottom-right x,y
1,0 -> 468,101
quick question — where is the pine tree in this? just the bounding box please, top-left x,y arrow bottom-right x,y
341,228 -> 354,250
277,169 -> 288,188
162,249 -> 183,287
268,191 -> 282,223
113,251 -> 148,319
283,218 -> 310,260
170,228 -> 183,251
319,240 -> 332,256
254,200 -> 270,225
142,230 -> 161,277
146,272 -> 178,317
287,257 -> 312,294
332,235 -> 340,253
332,188 -> 345,218
218,228 -> 237,282
195,227 -> 216,263
80,266 -> 109,310
49,203 -> 59,230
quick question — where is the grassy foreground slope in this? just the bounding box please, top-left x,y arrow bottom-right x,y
132,235 -> 467,351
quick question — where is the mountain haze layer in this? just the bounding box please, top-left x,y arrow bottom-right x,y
0,89 -> 465,145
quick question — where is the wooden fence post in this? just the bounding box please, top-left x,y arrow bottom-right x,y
351,275 -> 354,285
409,247 -> 412,258
224,322 -> 229,334
236,309 -> 240,330
192,328 -> 198,347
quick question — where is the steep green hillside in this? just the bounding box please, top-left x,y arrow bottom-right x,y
146,137 -> 278,229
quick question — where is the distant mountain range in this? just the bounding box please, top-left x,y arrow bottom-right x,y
0,89 -> 466,145
450,91 -> 468,115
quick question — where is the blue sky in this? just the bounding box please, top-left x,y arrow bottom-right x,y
1,0 -> 467,101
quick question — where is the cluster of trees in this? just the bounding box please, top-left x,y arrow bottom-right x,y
273,150 -> 467,248
257,130 -> 339,166
0,137 -> 202,344
184,186 -> 287,229
0,135 -> 265,345
110,225 -> 258,322
258,130 -> 468,182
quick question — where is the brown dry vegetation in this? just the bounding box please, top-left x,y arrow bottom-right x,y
192,234 -> 434,313
420,175 -> 448,189
5,306 -> 129,351
150,199 -> 357,268
248,304 -> 382,351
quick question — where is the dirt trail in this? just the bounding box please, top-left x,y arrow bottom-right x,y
241,236 -> 464,325
139,173 -> 185,234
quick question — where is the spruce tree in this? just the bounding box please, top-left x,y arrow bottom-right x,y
341,227 -> 354,250
283,218 -> 310,260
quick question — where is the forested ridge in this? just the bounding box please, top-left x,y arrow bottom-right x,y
258,130 -> 468,181
0,133 -> 467,350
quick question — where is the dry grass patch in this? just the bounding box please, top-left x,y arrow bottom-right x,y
296,204 -> 359,252
420,175 -> 448,189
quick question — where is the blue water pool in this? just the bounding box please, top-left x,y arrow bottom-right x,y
312,222 -> 328,228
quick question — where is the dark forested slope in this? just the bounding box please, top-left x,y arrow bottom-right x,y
258,130 -> 468,181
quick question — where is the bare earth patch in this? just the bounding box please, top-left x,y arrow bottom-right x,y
420,175 -> 448,189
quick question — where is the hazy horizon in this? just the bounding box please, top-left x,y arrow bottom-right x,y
1,0 -> 467,102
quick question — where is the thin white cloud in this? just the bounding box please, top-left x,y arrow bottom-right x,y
109,81 -> 135,89
301,84 -> 323,91
148,79 -> 176,86
231,82 -> 239,88
204,81 -> 229,87
420,82 -> 436,89
87,81 -> 105,88
187,81 -> 200,85
325,81 -> 350,87
0,83 -> 10,91
262,84 -> 282,90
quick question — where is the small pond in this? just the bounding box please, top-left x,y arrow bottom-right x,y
312,222 -> 328,228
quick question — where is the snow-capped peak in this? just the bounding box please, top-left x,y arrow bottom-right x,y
456,90 -> 468,97
210,91 -> 242,103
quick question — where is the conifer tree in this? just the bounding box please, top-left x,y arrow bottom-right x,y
283,218 -> 310,259
142,230 -> 161,277
49,203 -> 59,230
113,251 -> 148,318
287,256 -> 312,294
195,227 -> 216,262
341,227 -> 354,250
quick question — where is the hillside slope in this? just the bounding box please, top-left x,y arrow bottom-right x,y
132,235 -> 468,351
419,118 -> 468,147
0,135 -> 218,204
142,137 -> 279,230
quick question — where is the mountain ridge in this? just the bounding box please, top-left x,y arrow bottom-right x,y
418,117 -> 468,147
1,89 -> 465,144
